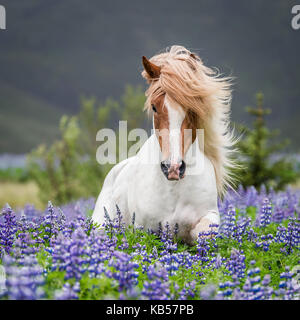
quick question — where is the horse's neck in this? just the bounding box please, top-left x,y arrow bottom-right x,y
185,136 -> 204,165
136,134 -> 161,165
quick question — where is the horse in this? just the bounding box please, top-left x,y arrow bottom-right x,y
92,45 -> 236,244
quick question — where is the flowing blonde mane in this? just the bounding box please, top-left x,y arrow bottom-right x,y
142,45 -> 237,196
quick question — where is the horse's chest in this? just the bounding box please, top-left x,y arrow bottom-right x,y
128,172 -> 201,230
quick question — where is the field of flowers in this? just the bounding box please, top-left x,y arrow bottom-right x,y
0,185 -> 299,300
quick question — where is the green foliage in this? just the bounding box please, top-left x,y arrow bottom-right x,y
0,167 -> 30,183
79,275 -> 117,300
27,85 -> 146,205
121,85 -> 149,131
27,116 -> 88,204
236,92 -> 299,191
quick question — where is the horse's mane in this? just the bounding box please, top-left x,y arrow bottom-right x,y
142,45 -> 238,196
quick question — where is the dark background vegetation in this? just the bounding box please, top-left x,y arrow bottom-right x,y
0,0 -> 300,153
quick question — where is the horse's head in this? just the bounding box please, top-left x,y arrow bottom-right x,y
142,55 -> 197,181
141,45 -> 234,194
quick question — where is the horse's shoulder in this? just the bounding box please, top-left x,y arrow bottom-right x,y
107,157 -> 135,181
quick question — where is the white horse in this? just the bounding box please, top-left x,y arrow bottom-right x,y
92,46 -> 235,244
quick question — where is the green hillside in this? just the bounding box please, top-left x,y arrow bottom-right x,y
0,82 -> 63,153
0,0 -> 299,153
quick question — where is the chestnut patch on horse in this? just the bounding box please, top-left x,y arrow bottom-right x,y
152,95 -> 197,159
151,94 -> 198,180
152,94 -> 169,155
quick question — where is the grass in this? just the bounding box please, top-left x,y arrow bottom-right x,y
0,181 -> 43,210
291,177 -> 300,189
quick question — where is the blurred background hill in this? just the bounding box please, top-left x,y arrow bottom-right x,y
0,0 -> 300,153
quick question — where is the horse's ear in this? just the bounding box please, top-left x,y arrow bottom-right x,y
142,56 -> 161,79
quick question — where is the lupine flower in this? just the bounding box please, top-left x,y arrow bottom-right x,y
54,282 -> 80,300
0,185 -> 299,301
141,263 -> 171,300
226,248 -> 246,279
0,205 -> 17,255
255,234 -> 274,252
200,284 -> 219,300
275,218 -> 300,254
221,205 -> 236,238
42,201 -> 59,242
196,233 -> 210,264
259,198 -> 272,228
178,281 -> 196,300
2,254 -> 45,300
51,228 -> 89,280
275,266 -> 300,299
159,222 -> 177,254
108,251 -> 139,291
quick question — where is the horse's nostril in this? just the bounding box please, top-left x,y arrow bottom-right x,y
179,160 -> 186,178
160,161 -> 170,175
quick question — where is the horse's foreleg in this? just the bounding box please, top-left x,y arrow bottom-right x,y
189,210 -> 220,243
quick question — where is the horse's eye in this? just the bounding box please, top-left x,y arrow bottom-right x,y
152,104 -> 157,113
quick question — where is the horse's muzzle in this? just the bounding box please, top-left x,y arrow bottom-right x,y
160,160 -> 186,180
